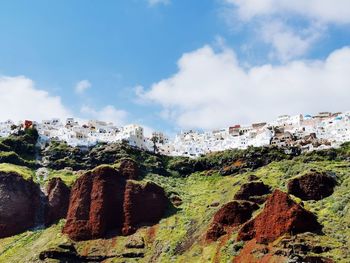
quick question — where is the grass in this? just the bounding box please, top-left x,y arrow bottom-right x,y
141,172 -> 247,262
44,169 -> 79,187
0,163 -> 35,180
0,151 -> 36,167
0,221 -> 69,262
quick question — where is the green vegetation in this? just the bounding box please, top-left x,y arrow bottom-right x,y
44,169 -> 78,187
0,142 -> 349,262
0,221 -> 69,263
0,151 -> 36,168
0,163 -> 35,180
0,128 -> 39,168
0,128 -> 38,160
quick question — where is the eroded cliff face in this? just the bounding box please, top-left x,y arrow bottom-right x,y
237,190 -> 322,243
63,165 -> 169,241
62,166 -> 126,241
206,201 -> 259,241
119,159 -> 139,180
122,181 -> 168,236
45,177 -> 71,226
0,172 -> 40,238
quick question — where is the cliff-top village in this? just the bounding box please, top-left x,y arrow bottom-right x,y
1,111 -> 349,157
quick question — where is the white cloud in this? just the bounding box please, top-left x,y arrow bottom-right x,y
222,0 -> 350,62
0,76 -> 130,127
75,80 -> 91,94
261,21 -> 324,62
80,105 -> 127,125
138,45 -> 350,130
148,0 -> 170,6
225,0 -> 350,24
0,76 -> 71,122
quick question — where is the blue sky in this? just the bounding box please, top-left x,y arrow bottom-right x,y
1,0 -> 350,135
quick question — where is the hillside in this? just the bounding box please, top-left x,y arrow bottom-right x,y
0,130 -> 349,262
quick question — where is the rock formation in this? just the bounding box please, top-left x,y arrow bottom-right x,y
119,159 -> 139,180
63,165 -> 168,241
206,201 -> 258,241
0,172 -> 40,238
39,242 -> 117,262
63,166 -> 126,241
237,190 -> 322,243
303,256 -> 335,263
122,181 -> 168,235
45,178 -> 70,225
287,171 -> 336,201
234,181 -> 271,204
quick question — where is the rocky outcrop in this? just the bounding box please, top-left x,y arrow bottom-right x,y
234,181 -> 271,204
0,172 -> 40,238
125,235 -> 145,249
206,201 -> 258,241
122,181 -> 168,235
287,171 -> 337,201
237,190 -> 322,243
45,178 -> 70,225
63,166 -> 168,241
247,174 -> 259,181
39,243 -> 117,262
63,166 -> 126,241
219,160 -> 245,175
119,159 -> 139,180
233,239 -> 287,263
170,195 -> 183,207
303,256 -> 334,263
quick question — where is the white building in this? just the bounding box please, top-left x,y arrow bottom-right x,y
1,111 -> 349,157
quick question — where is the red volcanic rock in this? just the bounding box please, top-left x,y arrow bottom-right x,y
206,201 -> 258,241
45,178 -> 70,225
119,159 -> 139,180
206,223 -> 226,242
0,172 -> 40,238
122,181 -> 168,235
63,166 -> 126,241
287,171 -> 336,201
237,190 -> 322,243
234,181 -> 271,204
63,165 -> 168,241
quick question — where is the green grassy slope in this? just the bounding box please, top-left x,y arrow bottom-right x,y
0,157 -> 348,262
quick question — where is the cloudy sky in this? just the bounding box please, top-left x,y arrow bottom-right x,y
0,0 -> 349,133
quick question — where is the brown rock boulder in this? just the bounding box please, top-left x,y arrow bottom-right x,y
45,178 -> 70,225
206,223 -> 226,242
0,172 -> 40,238
206,201 -> 258,241
234,181 -> 271,204
237,190 -> 322,243
122,181 -> 168,235
63,166 -> 126,241
287,171 -> 336,201
119,159 -> 139,180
